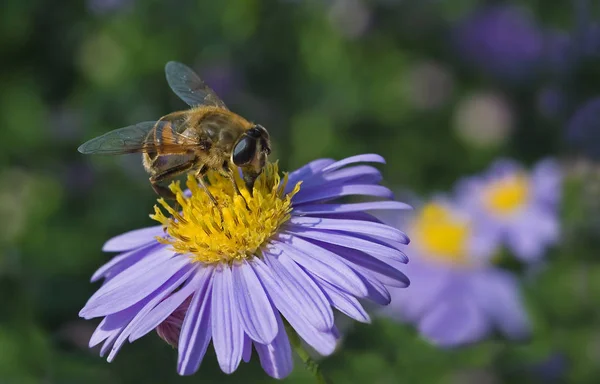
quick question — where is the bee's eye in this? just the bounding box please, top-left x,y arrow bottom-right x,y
246,126 -> 262,138
232,136 -> 257,166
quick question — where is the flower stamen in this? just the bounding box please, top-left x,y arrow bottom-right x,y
150,163 -> 301,265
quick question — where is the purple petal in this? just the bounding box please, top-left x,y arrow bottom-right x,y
177,268 -> 215,375
293,201 -> 412,215
80,252 -> 189,319
255,312 -> 293,379
313,276 -> 370,323
107,265 -> 195,362
100,331 -> 120,357
263,251 -> 334,331
89,304 -> 142,347
388,263 -> 452,322
242,334 -> 253,363
360,274 -> 391,305
286,159 -> 335,190
129,268 -> 210,341
212,266 -> 244,374
470,270 -> 530,339
269,237 -> 368,297
289,229 -> 404,263
91,244 -> 160,283
320,154 -> 385,173
102,226 -> 164,252
251,259 -> 337,355
328,245 -> 410,288
418,299 -> 490,347
232,261 -> 278,344
287,216 -> 408,243
293,184 -> 393,205
299,165 -> 382,190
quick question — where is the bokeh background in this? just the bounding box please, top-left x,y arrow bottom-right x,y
2,0 -> 600,382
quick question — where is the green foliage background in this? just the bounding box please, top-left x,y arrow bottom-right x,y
1,0 -> 599,382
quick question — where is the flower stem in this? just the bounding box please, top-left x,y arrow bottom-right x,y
284,321 -> 332,384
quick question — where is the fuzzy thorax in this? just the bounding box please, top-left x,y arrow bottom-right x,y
151,163 -> 301,264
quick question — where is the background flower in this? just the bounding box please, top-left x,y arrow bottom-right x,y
381,199 -> 530,347
456,159 -> 562,263
452,5 -> 544,82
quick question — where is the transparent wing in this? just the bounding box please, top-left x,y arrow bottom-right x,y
165,61 -> 228,110
77,121 -> 197,155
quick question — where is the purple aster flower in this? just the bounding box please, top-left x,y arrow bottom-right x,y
452,5 -> 544,82
456,159 -> 562,263
567,97 -> 600,159
381,199 -> 530,347
79,154 -> 411,379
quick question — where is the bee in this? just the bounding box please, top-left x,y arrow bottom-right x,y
78,61 -> 271,205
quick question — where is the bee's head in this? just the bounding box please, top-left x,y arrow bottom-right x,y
231,124 -> 271,193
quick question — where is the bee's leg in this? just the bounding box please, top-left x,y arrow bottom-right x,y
221,164 -> 250,210
149,161 -> 196,211
195,166 -> 224,223
150,180 -> 176,200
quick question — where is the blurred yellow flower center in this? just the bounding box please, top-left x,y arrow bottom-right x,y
483,174 -> 529,216
411,203 -> 470,265
151,163 -> 301,264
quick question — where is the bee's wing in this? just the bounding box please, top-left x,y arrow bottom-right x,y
165,61 -> 229,110
77,121 -> 197,155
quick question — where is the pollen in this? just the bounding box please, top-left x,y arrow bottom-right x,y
150,163 -> 301,265
411,203 -> 470,265
483,173 -> 529,216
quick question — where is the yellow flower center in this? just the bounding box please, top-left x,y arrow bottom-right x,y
483,174 -> 529,216
150,163 -> 301,265
411,203 -> 470,265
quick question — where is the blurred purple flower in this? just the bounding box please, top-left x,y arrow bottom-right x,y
79,155 -> 411,378
529,352 -> 569,383
199,61 -> 239,100
62,162 -> 95,195
567,97 -> 600,159
456,159 -> 561,263
543,30 -> 576,77
87,0 -> 133,15
536,86 -> 566,120
453,5 -> 544,82
381,199 -> 530,347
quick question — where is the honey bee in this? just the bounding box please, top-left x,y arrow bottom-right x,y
78,61 -> 271,205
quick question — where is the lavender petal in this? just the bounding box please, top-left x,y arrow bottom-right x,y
212,266 -> 244,374
242,334 -> 253,363
287,216 -> 408,243
288,229 -> 405,263
314,276 -> 371,323
232,261 -> 278,344
107,265 -> 195,362
251,259 -> 337,355
91,244 -> 160,283
102,225 -> 164,252
418,298 -> 489,347
129,267 -> 210,341
320,154 -> 385,173
263,251 -> 334,331
470,270 -> 530,339
298,165 -> 382,190
177,269 -> 215,375
293,184 -> 393,205
270,238 -> 368,297
293,201 -> 412,215
81,253 -> 188,319
255,311 -> 293,379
